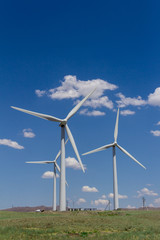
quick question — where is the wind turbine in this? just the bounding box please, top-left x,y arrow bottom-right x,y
26,139 -> 69,211
11,88 -> 95,211
83,108 -> 146,210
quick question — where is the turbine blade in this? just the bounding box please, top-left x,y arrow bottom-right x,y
55,162 -> 61,173
66,88 -> 96,121
116,144 -> 146,169
65,138 -> 69,144
82,143 -> 114,156
54,138 -> 69,162
11,106 -> 63,122
54,150 -> 61,162
65,124 -> 85,172
114,108 -> 119,142
26,161 -> 54,164
66,181 -> 69,187
55,162 -> 68,186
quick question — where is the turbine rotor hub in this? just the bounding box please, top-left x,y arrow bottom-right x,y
59,119 -> 67,127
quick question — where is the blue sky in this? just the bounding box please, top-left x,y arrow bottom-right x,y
0,0 -> 160,210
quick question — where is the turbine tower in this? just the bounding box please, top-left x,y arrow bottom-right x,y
11,88 -> 95,211
26,139 -> 68,211
83,108 -> 146,210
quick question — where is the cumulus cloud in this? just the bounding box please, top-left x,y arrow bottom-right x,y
35,78 -> 160,119
148,203 -> 154,207
0,139 -> 24,149
157,121 -> 160,126
65,157 -> 87,170
35,75 -> 117,111
115,87 -> 160,113
120,109 -> 135,116
42,171 -> 59,179
23,129 -> 35,138
108,193 -> 128,199
93,198 -> 109,206
101,195 -> 107,199
35,89 -> 46,97
47,75 -> 118,100
108,193 -> 114,198
116,93 -> 147,108
79,96 -> 114,109
82,186 -> 99,192
79,109 -> 105,116
150,130 -> 160,137
154,198 -> 160,205
118,194 -> 128,199
137,188 -> 158,198
77,198 -> 86,205
126,205 -> 136,209
148,87 -> 160,107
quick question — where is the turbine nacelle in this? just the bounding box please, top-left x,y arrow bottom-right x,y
113,142 -> 117,146
59,119 -> 67,127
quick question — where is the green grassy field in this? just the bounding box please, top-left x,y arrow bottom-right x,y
0,210 -> 159,239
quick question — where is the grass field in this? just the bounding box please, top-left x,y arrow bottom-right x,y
0,210 -> 160,239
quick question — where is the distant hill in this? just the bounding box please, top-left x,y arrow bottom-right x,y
1,206 -> 160,212
1,206 -> 52,212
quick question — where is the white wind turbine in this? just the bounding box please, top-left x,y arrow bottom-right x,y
26,139 -> 69,211
83,108 -> 146,210
11,88 -> 95,211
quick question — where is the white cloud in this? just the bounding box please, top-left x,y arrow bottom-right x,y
126,205 -> 136,209
23,129 -> 35,138
42,171 -> 59,179
35,89 -> 46,97
80,96 -> 114,109
0,139 -> 24,149
77,198 -> 86,205
120,109 -> 135,116
150,130 -> 160,137
157,121 -> 160,126
93,199 -> 109,206
82,186 -> 98,192
118,194 -> 128,199
47,75 -> 118,100
108,193 -> 114,198
79,109 -> 105,116
154,198 -> 160,205
148,203 -> 154,207
108,193 -> 128,199
35,75 -> 117,111
35,80 -> 160,119
146,184 -> 153,187
116,93 -> 146,108
148,87 -> 160,107
137,188 -> 158,198
65,157 -> 86,170
101,195 -> 107,199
